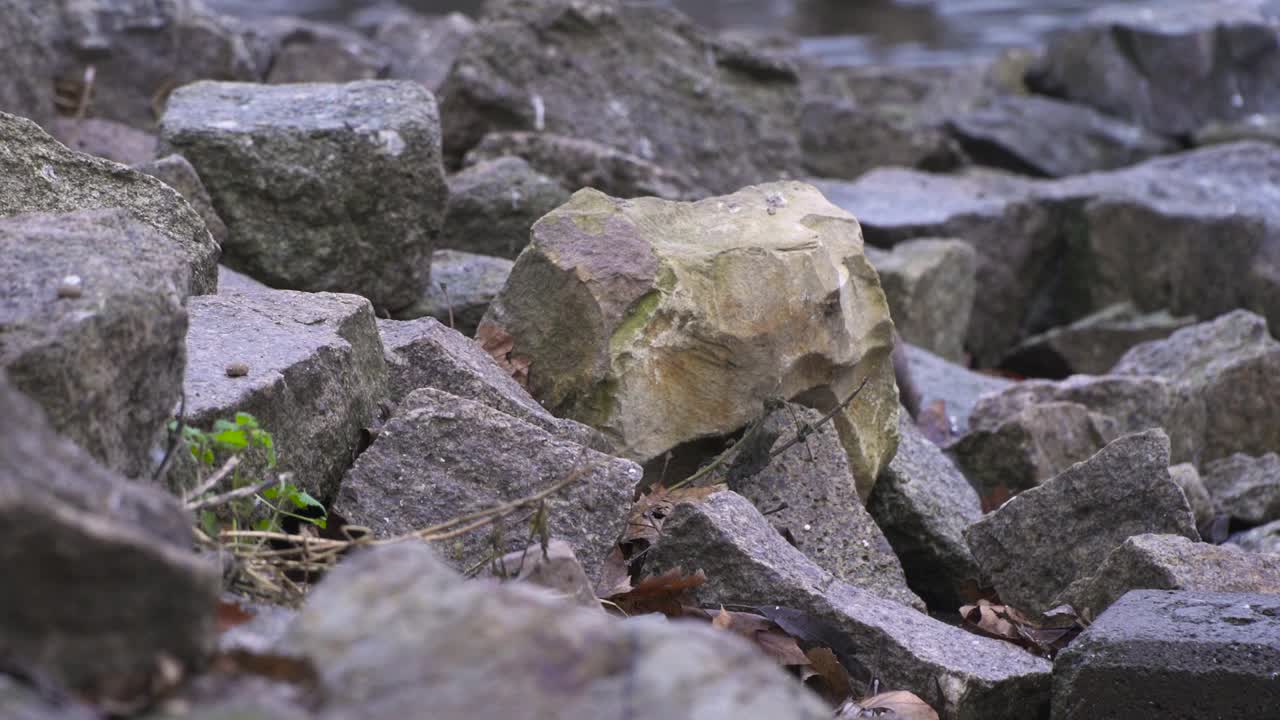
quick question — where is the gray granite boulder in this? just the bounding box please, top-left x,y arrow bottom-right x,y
869,412 -> 983,611
479,538 -> 600,611
252,17 -> 390,84
0,0 -> 56,128
50,117 -> 156,165
441,156 -> 570,259
134,154 -> 228,247
0,111 -> 219,294
359,8 -> 475,93
284,541 -> 829,720
903,344 -> 1013,435
965,429 -> 1198,615
1030,1 -> 1280,137
391,249 -> 513,336
464,131 -> 698,199
376,316 -> 607,451
1052,590 -> 1280,720
183,288 -> 388,501
867,237 -> 977,364
1001,302 -> 1196,378
1201,452 -> 1280,526
1168,463 -> 1218,531
0,210 -> 188,478
645,491 -> 1052,720
159,80 -> 447,312
438,0 -> 806,194
334,387 -> 639,582
1073,534 -> 1280,618
1229,519 -> 1280,555
0,374 -> 219,700
946,95 -> 1174,178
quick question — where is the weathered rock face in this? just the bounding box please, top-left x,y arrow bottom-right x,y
1074,534 -> 1280,618
965,430 -> 1199,615
183,288 -> 388,501
1030,2 -> 1280,137
0,1 -> 56,128
159,80 -> 447,312
948,401 -> 1114,499
707,404 -> 924,611
376,316 -> 607,451
391,249 -> 513,336
1230,518 -> 1280,555
1201,452 -> 1280,526
644,491 -> 1052,720
359,8 -> 475,93
0,210 -> 188,478
945,95 -> 1174,178
869,412 -> 983,611
1001,302 -> 1196,378
0,374 -> 219,700
866,238 -> 976,364
1113,310 -> 1280,466
50,117 -> 157,165
464,131 -> 699,199
335,387 -> 639,581
51,0 -> 260,129
1052,590 -> 1280,720
817,143 -> 1280,366
438,0 -> 806,194
250,17 -> 390,84
480,182 -> 900,494
134,154 -> 228,247
479,539 -> 600,610
1168,463 -> 1218,530
441,156 -> 570,259
284,542 -> 829,720
904,344 -> 1013,435
0,112 -> 219,295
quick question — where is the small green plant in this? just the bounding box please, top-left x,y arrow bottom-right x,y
171,412 -> 327,536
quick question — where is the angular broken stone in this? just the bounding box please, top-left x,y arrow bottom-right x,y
0,374 -> 219,698
134,154 -> 228,247
964,429 -> 1198,615
481,182 -> 900,496
284,541 -> 829,720
0,210 -> 188,478
0,111 -> 219,294
1229,519 -> 1280,555
1073,534 -> 1280,618
0,0 -> 56,129
707,404 -> 924,611
376,316 -> 607,451
393,249 -> 513,336
357,8 -> 475,93
1201,452 -> 1280,526
335,387 -> 639,581
1052,590 -> 1280,720
904,344 -> 1013,435
50,117 -> 157,166
866,237 -> 976,363
869,412 -> 983,611
1001,302 -> 1196,378
251,17 -> 390,84
644,491 -> 1051,720
441,156 -> 571,259
1168,463 -> 1218,531
183,289 -> 389,501
481,539 -> 600,610
159,80 -> 447,312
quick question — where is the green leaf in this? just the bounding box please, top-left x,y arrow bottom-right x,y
212,429 -> 248,449
262,486 -> 280,500
287,487 -> 324,511
235,412 -> 259,428
200,511 -> 220,538
254,518 -> 273,532
212,419 -> 237,433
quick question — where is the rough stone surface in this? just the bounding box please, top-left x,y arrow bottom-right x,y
376,316 -> 607,451
867,238 -> 976,363
0,210 -> 188,478
0,112 -> 219,295
905,344 -> 1013,435
252,17 -> 390,84
1052,590 -> 1280,720
51,0 -> 259,129
1169,463 -> 1218,530
1201,452 -> 1280,526
946,95 -> 1174,178
481,182 -> 900,495
285,541 -> 829,720
707,404 -> 924,611
1074,534 -> 1280,618
948,401 -> 1114,499
965,430 -> 1199,615
645,491 -> 1052,720
184,288 -> 388,501
438,0 -> 806,194
1002,302 -> 1196,378
480,539 -> 600,610
361,9 -> 475,93
134,154 -> 228,247
464,131 -> 699,199
335,387 -> 639,582
1113,310 -> 1280,466
0,674 -> 100,720
159,80 -> 447,311
392,249 -> 513,336
869,412 -> 984,611
1030,1 -> 1280,137
50,117 -> 157,165
0,374 -> 219,698
1229,519 -> 1280,555
217,265 -> 271,295
1195,113 -> 1280,147
0,0 -> 56,128
441,156 -> 570,259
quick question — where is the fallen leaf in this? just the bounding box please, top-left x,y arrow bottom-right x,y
475,322 -> 529,386
852,690 -> 940,720
606,568 -> 704,616
805,646 -> 852,706
916,399 -> 953,445
216,599 -> 254,633
712,606 -> 733,630
594,545 -> 633,598
686,607 -> 811,667
959,599 -> 1085,658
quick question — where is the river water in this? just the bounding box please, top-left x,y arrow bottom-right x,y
206,0 -> 1134,66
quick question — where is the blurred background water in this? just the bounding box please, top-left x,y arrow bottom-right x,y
205,0 -> 1131,66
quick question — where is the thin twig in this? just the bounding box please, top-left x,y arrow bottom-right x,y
439,282 -> 455,330
768,375 -> 870,459
154,393 -> 187,484
186,472 -> 274,512
182,455 -> 241,504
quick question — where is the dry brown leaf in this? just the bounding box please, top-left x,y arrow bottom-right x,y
712,606 -> 733,630
216,598 -> 254,633
686,607 -> 810,667
594,545 -> 633,598
804,646 -> 852,706
960,600 -> 1085,658
916,399 -> 953,445
475,322 -> 529,386
856,690 -> 940,720
606,568 -> 705,616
